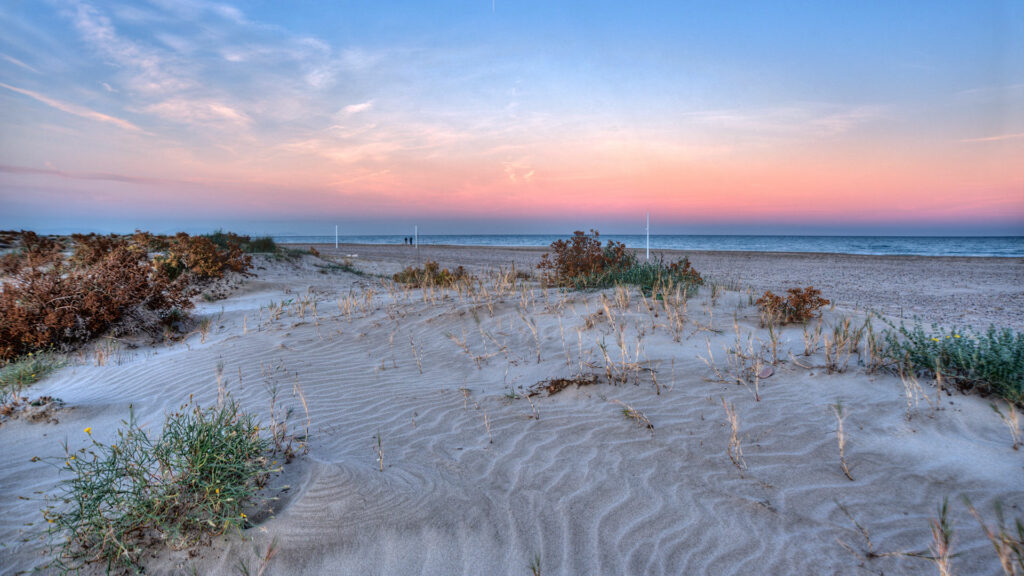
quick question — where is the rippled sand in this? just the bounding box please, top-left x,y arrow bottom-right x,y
1,248 -> 1021,575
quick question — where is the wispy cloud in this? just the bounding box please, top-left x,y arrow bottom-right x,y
69,0 -> 191,95
502,160 -> 535,184
679,104 -> 882,139
0,164 -> 173,185
960,132 -> 1024,143
0,53 -> 38,73
0,82 -> 142,132
342,100 -> 374,116
145,98 -> 251,126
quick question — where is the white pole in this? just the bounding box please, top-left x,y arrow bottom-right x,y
414,225 -> 418,247
646,212 -> 650,261
335,225 -> 338,249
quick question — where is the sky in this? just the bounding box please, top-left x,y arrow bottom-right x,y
1,0 -> 1022,236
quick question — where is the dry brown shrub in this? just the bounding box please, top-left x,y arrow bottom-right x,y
392,261 -> 469,287
756,286 -> 830,325
537,230 -> 634,286
153,233 -> 251,280
0,230 -> 255,361
0,245 -> 192,360
70,233 -> 128,268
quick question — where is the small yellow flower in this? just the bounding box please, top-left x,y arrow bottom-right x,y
240,512 -> 247,519
931,338 -> 940,343
31,374 -> 36,378
215,488 -> 220,494
954,334 -> 961,338
84,427 -> 92,435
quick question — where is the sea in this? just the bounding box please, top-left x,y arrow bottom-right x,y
274,235 -> 1024,258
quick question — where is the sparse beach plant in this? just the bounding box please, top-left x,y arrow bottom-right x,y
44,400 -> 275,574
529,553 -> 542,576
236,537 -> 280,576
962,498 -> 1024,575
409,334 -> 423,374
375,428 -> 384,471
197,316 -> 213,343
483,409 -> 493,443
924,498 -> 955,576
900,367 -> 932,420
721,397 -> 744,469
613,399 -> 654,435
831,400 -> 854,481
991,401 -> 1022,450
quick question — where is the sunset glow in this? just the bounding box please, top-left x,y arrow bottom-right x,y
1,1 -> 1022,235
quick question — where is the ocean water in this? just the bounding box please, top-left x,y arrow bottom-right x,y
275,234 -> 1024,258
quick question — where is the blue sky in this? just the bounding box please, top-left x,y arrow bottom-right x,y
1,1 -> 1022,236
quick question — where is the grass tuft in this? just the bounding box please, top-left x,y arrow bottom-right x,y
0,352 -> 64,393
881,322 -> 1024,405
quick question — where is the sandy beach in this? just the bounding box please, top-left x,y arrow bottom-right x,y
310,243 -> 1024,330
1,246 -> 1022,575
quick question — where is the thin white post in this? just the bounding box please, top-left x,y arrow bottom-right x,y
335,225 -> 338,249
646,212 -> 650,261
414,225 -> 418,247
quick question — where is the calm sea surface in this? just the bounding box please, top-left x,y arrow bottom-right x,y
275,235 -> 1024,257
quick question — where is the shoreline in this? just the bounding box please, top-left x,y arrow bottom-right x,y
296,240 -> 1024,260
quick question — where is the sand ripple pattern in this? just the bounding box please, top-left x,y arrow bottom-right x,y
1,271 -> 1021,576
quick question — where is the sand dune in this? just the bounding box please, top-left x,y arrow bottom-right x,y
1,249 -> 1021,575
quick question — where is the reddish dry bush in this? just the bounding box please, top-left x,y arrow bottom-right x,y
2,231 -> 64,273
0,230 -> 255,361
0,246 -> 192,360
663,258 -> 703,286
0,253 -> 21,276
70,233 -> 128,268
538,230 -> 635,285
756,286 -> 830,325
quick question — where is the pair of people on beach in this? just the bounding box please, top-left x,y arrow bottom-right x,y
403,237 -> 415,245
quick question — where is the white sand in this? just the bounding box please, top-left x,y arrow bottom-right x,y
1,248 -> 1021,575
